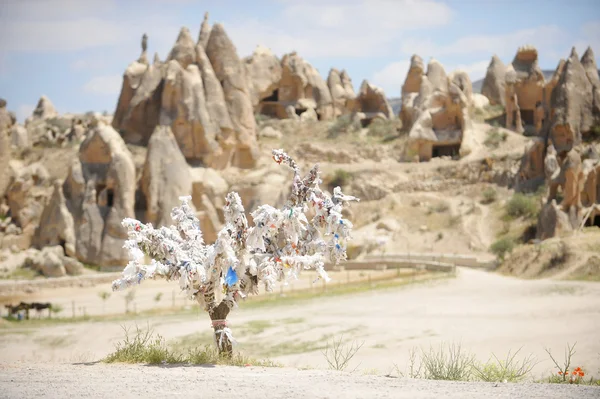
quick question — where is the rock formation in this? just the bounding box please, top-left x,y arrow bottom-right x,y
112,38 -> 163,145
141,125 -> 193,227
504,46 -> 545,134
327,68 -> 356,117
29,96 -> 58,122
244,45 -> 282,110
355,80 -> 394,123
0,99 -> 13,198
113,15 -> 259,169
205,23 -> 259,168
400,55 -> 425,131
404,58 -> 474,161
481,55 -> 506,106
67,122 -> 136,266
549,48 -> 596,151
189,167 -> 228,243
4,163 -> 52,249
162,29 -> 220,162
34,180 -> 76,257
198,12 -> 211,48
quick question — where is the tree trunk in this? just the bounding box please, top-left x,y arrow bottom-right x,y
209,301 -> 232,357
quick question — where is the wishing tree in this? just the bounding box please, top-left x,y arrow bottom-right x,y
112,149 -> 359,356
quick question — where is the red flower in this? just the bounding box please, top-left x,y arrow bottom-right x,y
579,371 -> 585,377
558,371 -> 563,375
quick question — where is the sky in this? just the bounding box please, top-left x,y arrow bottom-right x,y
1,0 -> 599,122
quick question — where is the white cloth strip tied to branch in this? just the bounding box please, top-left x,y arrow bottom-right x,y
112,148 -> 359,316
212,319 -> 237,348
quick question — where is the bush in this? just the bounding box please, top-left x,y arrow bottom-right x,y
484,127 -> 508,149
327,115 -> 360,138
367,118 -> 399,139
420,342 -> 475,381
322,335 -> 364,371
472,348 -> 537,382
481,188 -> 497,204
104,325 -> 278,367
490,237 -> 515,260
506,193 -> 539,219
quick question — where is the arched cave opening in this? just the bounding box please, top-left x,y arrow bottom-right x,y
59,239 -> 66,255
295,108 -> 307,117
263,89 -> 279,102
584,214 -> 600,228
520,109 -> 534,126
134,188 -> 147,223
360,118 -> 373,128
432,143 -> 461,159
106,189 -> 114,207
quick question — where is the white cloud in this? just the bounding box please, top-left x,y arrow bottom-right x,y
16,104 -> 34,123
84,75 -> 122,95
227,0 -> 453,59
371,61 -> 410,97
0,0 -> 180,53
399,25 -> 565,59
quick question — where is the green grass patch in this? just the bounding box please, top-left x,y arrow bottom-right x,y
490,236 -> 517,260
484,127 -> 508,149
104,325 -> 280,367
505,193 -> 539,220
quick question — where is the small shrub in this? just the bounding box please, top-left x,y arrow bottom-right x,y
50,304 -> 63,315
327,115 -> 360,138
506,193 -> 538,219
484,127 -> 508,149
481,187 -> 497,204
104,325 -> 182,364
367,118 -> 400,140
490,237 -> 515,260
322,335 -> 364,371
472,348 -> 537,382
420,342 -> 475,381
543,343 -> 594,385
104,325 -> 279,367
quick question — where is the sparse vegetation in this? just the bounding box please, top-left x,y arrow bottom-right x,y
472,348 -> 537,382
490,236 -> 516,260
543,343 -> 599,385
505,193 -> 539,219
481,187 -> 497,204
366,118 -> 401,141
322,334 -> 364,371
327,114 -> 360,138
484,127 -> 508,149
419,342 -> 475,381
104,325 -> 279,367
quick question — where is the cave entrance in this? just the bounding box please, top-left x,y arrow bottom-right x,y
106,189 -> 114,207
520,109 -> 534,125
295,108 -> 307,117
134,188 -> 147,223
263,89 -> 279,102
584,213 -> 600,228
432,143 -> 460,158
360,118 -> 373,128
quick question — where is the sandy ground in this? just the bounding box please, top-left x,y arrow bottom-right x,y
1,362 -> 599,399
